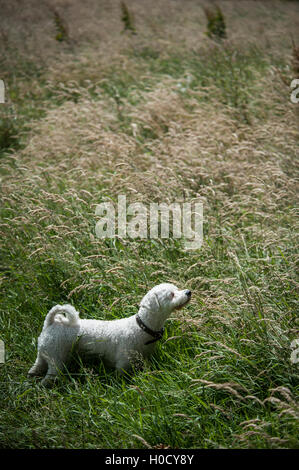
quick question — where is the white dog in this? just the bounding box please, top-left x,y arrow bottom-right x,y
28,283 -> 191,385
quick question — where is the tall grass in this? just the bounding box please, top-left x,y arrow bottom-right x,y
0,0 -> 298,449
203,4 -> 227,40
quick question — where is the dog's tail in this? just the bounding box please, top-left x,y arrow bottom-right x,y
43,304 -> 80,330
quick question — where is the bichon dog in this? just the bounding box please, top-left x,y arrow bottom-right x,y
28,283 -> 191,385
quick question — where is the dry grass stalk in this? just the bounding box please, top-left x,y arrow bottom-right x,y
291,39 -> 299,75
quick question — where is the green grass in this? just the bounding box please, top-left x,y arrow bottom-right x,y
1,222 -> 298,448
0,0 -> 299,449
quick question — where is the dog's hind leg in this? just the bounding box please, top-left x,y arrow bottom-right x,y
40,345 -> 73,386
40,359 -> 65,387
28,353 -> 48,377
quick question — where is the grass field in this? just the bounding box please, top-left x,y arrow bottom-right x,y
0,0 -> 298,449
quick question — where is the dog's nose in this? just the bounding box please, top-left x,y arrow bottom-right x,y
185,290 -> 192,298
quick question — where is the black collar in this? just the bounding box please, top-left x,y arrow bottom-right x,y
136,315 -> 165,345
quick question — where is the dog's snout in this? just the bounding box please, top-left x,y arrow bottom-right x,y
185,290 -> 192,298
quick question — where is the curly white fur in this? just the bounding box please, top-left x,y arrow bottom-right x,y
28,283 -> 191,385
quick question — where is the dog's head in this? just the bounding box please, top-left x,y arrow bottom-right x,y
140,283 -> 191,321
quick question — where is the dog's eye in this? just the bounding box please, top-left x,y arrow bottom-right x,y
169,292 -> 175,299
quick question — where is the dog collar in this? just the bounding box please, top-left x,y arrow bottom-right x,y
136,315 -> 165,345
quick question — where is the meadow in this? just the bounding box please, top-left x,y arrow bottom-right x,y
0,0 -> 298,448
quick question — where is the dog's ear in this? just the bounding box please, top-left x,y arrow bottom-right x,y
153,293 -> 161,310
140,291 -> 161,313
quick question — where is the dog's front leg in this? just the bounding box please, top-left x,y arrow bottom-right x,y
115,356 -> 132,374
